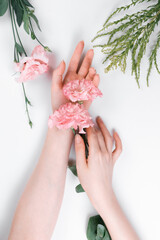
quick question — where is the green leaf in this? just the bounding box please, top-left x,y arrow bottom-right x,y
87,215 -> 104,240
31,31 -> 36,40
29,120 -> 33,128
44,46 -> 52,52
26,97 -> 32,106
11,0 -> 24,26
29,12 -> 41,31
96,236 -> 102,240
87,215 -> 111,240
97,224 -> 105,239
75,184 -> 84,193
0,0 -> 8,16
23,9 -> 30,34
15,42 -> 24,56
103,232 -> 111,240
68,165 -> 77,177
22,0 -> 33,8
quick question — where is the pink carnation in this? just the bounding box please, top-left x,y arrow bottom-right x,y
48,102 -> 94,134
15,45 -> 49,82
63,79 -> 103,102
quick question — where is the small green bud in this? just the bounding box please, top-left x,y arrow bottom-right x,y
44,46 -> 52,52
29,121 -> 33,128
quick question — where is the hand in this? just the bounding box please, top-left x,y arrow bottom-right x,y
51,41 -> 100,112
75,116 -> 122,213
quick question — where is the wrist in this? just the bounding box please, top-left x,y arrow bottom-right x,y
40,126 -> 74,166
94,188 -> 116,216
47,126 -> 73,145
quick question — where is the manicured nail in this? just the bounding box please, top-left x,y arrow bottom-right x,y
89,49 -> 94,54
80,40 -> 84,45
58,60 -> 64,68
75,134 -> 81,144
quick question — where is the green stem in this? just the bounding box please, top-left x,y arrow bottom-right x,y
22,83 -> 33,128
80,131 -> 89,159
9,0 -> 17,62
12,10 -> 27,56
29,18 -> 46,48
72,128 -> 89,158
9,0 -> 33,128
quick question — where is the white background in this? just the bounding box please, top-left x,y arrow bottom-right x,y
0,0 -> 160,239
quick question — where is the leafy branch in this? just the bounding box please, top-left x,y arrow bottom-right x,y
92,0 -> 160,87
1,0 -> 50,127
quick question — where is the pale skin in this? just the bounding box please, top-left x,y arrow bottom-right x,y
75,119 -> 139,240
8,41 -> 139,240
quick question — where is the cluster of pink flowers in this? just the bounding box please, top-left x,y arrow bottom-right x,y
63,79 -> 102,102
48,102 -> 94,134
15,45 -> 49,82
48,73 -> 102,133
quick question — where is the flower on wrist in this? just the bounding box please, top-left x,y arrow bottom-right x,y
48,102 -> 94,134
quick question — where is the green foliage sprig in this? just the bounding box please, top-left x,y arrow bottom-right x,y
87,215 -> 111,240
92,0 -> 160,87
0,0 -> 51,127
69,164 -> 111,239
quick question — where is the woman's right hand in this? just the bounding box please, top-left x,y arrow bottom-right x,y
51,41 -> 99,113
75,116 -> 122,213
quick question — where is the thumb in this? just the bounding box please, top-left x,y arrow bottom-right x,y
112,131 -> 122,164
52,60 -> 66,89
75,134 -> 87,171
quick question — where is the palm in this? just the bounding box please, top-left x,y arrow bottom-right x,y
51,41 -> 100,112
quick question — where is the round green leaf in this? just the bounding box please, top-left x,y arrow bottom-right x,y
75,184 -> 85,193
68,165 -> 78,177
31,31 -> 36,40
87,215 -> 104,240
97,224 -> 105,238
0,0 -> 8,16
87,215 -> 111,240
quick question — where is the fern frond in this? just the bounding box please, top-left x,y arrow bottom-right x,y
93,0 -> 160,86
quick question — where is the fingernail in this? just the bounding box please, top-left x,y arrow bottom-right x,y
75,134 -> 81,144
58,60 -> 64,68
90,49 -> 94,54
80,40 -> 84,45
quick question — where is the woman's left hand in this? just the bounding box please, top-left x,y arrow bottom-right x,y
51,41 -> 100,112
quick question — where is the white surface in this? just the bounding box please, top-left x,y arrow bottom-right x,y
0,0 -> 160,239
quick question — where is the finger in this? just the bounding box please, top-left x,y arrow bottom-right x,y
78,49 -> 94,78
95,129 -> 107,153
67,41 -> 84,73
96,116 -> 113,153
75,134 -> 87,171
87,127 -> 100,156
52,61 -> 66,89
86,67 -> 96,81
93,74 -> 100,87
112,131 -> 122,164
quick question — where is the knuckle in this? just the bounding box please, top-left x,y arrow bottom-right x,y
96,129 -> 101,136
94,149 -> 101,158
104,151 -> 110,159
98,152 -> 102,161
